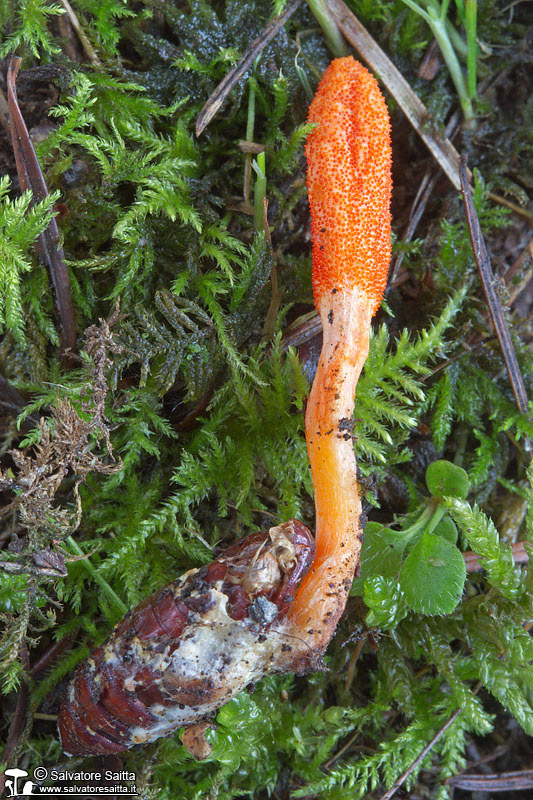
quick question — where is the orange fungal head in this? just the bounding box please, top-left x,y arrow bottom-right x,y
306,56 -> 392,315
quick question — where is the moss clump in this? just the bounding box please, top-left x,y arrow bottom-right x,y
0,0 -> 532,797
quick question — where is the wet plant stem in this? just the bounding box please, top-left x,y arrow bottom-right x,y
465,0 -> 477,97
253,151 -> 267,231
400,0 -> 474,123
244,75 -> 256,204
66,536 -> 128,615
246,78 -> 256,143
400,498 -> 447,541
306,0 -> 349,57
294,32 -> 315,100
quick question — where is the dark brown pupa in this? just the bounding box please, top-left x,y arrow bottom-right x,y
58,520 -> 314,755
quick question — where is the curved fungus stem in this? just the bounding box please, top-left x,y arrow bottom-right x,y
284,288 -> 372,661
283,56 -> 392,665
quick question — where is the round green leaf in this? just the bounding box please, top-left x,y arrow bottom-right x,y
365,521 -> 385,535
399,531 -> 466,615
426,460 -> 470,499
360,526 -> 405,581
433,515 -> 458,544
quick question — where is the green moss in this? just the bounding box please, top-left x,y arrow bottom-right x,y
0,0 -> 532,797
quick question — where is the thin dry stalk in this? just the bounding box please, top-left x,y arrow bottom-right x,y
388,113 -> 461,286
58,0 -> 101,65
446,769 -> 533,791
7,58 -> 76,359
379,707 -> 463,800
460,156 -> 531,431
464,541 -> 529,572
196,0 -> 301,137
488,191 -> 533,222
0,645 -> 30,792
506,239 -> 533,306
262,198 -> 283,338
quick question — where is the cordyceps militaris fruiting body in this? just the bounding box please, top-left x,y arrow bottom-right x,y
57,56 -> 392,756
287,56 -> 392,664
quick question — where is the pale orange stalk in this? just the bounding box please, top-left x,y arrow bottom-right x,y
284,57 -> 392,666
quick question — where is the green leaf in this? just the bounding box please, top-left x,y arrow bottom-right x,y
432,515 -> 458,544
0,0 -> 64,57
426,460 -> 470,499
360,525 -> 405,580
399,532 -> 466,615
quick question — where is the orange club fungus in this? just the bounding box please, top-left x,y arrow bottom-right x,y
57,56 -> 392,756
283,55 -> 392,664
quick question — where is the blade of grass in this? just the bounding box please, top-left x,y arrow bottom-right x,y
306,0 -> 349,56
243,75 -> 257,205
7,58 -> 76,360
400,0 -> 473,122
66,536 -> 128,615
253,151 -> 267,232
465,0 -> 477,98
459,156 -> 531,439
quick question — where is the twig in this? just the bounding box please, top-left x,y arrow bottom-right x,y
238,140 -> 265,154
506,239 -> 533,307
488,191 -> 533,222
388,112 -> 461,286
388,170 -> 439,287
0,645 -> 30,796
58,0 -> 101,66
446,769 -> 533,791
344,637 -> 364,693
281,311 -> 322,350
463,742 -> 507,772
464,540 -> 529,573
505,238 -> 533,286
425,317 -> 533,384
196,0 -> 301,137
379,707 -> 463,800
0,374 -> 40,427
0,84 -> 11,135
30,631 -> 77,676
325,0 -> 465,190
323,728 -> 360,769
7,58 -> 76,360
459,156 -> 531,440
418,39 -> 442,81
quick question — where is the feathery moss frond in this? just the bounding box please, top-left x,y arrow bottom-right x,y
0,177 -> 60,344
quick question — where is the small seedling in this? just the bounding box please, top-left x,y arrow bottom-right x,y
353,459 -> 470,624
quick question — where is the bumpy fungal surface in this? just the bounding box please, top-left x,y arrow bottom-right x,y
284,57 -> 392,661
306,56 -> 392,314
